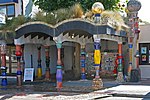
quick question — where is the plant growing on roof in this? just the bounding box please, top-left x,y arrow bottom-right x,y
0,15 -> 32,43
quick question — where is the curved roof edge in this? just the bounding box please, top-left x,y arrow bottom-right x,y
15,19 -> 126,38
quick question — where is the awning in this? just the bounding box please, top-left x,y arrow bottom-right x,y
0,0 -> 18,4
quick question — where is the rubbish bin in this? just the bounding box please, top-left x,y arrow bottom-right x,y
130,69 -> 140,82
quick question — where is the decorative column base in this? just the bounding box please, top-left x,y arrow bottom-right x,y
116,72 -> 124,83
45,68 -> 50,80
37,68 -> 42,79
127,64 -> 132,81
17,70 -> 22,86
56,66 -> 63,89
1,79 -> 7,86
1,66 -> 7,86
92,78 -> 103,90
81,73 -> 86,80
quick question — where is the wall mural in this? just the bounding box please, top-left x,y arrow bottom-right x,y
86,52 -> 117,78
101,53 -> 116,71
85,53 -> 94,77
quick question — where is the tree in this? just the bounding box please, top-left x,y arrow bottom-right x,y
33,0 -> 120,12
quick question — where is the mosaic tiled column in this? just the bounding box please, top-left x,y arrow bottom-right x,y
80,45 -> 86,80
127,14 -> 134,79
92,37 -> 103,90
128,42 -> 133,78
56,43 -> 63,89
45,46 -> 50,80
21,45 -> 25,76
16,45 -> 22,86
127,0 -> 141,80
133,16 -> 140,69
1,45 -> 7,86
116,42 -> 124,82
37,47 -> 42,78
94,41 -> 101,78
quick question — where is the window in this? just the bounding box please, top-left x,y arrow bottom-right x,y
7,5 -> 15,16
139,43 -> 150,65
0,4 -> 15,17
0,6 -> 6,15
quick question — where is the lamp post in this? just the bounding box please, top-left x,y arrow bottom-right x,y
127,0 -> 141,79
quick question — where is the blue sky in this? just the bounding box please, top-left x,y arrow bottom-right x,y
138,0 -> 150,23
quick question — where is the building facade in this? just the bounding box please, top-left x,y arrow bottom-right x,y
139,24 -> 150,79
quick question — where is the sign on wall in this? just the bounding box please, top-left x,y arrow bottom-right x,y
141,47 -> 147,54
139,44 -> 150,65
142,55 -> 146,62
23,68 -> 34,82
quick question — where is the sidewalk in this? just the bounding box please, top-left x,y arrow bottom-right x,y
1,77 -> 150,100
0,77 -> 118,93
0,78 -> 117,100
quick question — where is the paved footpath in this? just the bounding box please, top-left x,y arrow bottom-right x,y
1,78 -> 150,100
0,92 -> 109,100
1,85 -> 150,100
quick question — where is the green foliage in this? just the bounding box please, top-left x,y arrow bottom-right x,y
32,3 -> 83,24
33,0 -> 120,12
0,15 -> 32,31
0,32 -> 15,43
33,11 -> 47,22
0,15 -> 32,43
